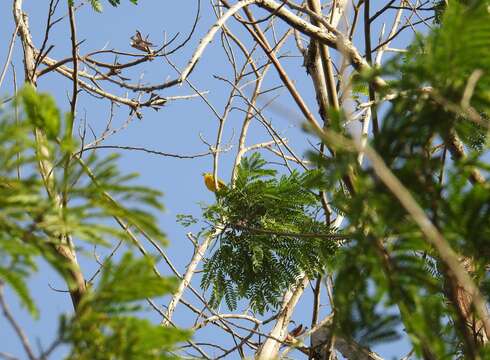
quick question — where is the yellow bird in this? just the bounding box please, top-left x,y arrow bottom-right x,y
203,172 -> 227,192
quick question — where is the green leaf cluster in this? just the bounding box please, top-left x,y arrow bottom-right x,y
201,153 -> 338,313
61,253 -> 189,360
19,85 -> 60,139
323,1 -> 490,357
0,88 -> 188,357
0,110 -> 42,315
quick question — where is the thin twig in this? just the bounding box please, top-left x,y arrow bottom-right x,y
0,22 -> 19,90
0,283 -> 36,360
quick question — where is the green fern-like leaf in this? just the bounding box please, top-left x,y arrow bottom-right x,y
201,154 -> 339,313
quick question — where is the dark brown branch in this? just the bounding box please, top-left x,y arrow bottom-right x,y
68,4 -> 78,116
77,145 -> 214,159
231,223 -> 348,240
364,0 -> 379,135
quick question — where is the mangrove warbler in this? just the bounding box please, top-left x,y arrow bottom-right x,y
203,172 -> 226,192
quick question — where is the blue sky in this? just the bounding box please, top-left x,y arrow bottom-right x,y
0,1 -> 423,358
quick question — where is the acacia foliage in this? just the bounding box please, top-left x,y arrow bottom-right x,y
199,1 -> 490,357
201,154 -> 338,313
0,87 -> 189,359
320,1 -> 490,357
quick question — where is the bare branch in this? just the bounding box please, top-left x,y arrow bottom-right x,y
0,283 -> 36,360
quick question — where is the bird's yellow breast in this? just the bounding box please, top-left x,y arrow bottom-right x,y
203,173 -> 226,192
